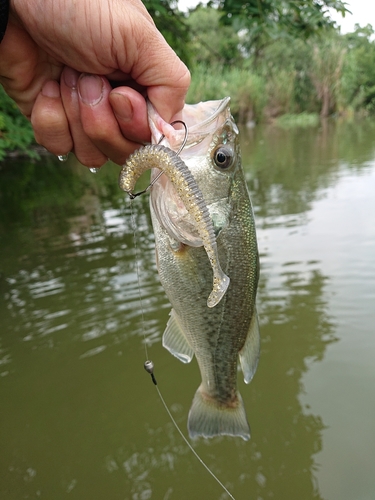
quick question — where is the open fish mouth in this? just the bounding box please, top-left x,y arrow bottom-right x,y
148,97 -> 232,156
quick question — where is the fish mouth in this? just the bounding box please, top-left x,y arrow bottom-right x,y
178,97 -> 231,133
148,97 -> 231,153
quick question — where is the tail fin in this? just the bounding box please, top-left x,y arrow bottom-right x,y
188,385 -> 250,441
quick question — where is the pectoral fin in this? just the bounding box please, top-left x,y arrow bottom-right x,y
239,308 -> 260,384
162,309 -> 194,364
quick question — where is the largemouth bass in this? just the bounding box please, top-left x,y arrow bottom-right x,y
122,97 -> 260,440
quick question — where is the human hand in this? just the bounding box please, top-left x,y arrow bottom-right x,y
0,0 -> 190,166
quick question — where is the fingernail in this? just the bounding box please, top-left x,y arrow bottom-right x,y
63,67 -> 79,90
78,74 -> 103,106
110,93 -> 133,121
42,81 -> 60,98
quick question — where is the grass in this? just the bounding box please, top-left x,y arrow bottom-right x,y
275,112 -> 320,128
187,65 -> 267,123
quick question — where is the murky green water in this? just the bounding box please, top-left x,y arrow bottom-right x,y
1,118 -> 375,500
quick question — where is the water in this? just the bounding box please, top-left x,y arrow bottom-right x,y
1,119 -> 375,499
57,155 -> 69,163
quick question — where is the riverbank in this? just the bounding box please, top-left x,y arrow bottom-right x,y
1,55 -> 374,160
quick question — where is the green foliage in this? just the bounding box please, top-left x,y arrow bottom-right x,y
0,87 -> 37,160
187,64 -> 267,122
186,6 -> 243,67
184,4 -> 370,121
187,21 -> 375,123
265,69 -> 296,118
275,112 -> 320,128
253,37 -> 317,113
215,0 -> 349,57
143,0 -> 191,65
340,24 -> 375,114
309,34 -> 346,116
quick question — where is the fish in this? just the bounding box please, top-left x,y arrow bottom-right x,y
121,97 -> 260,440
119,144 -> 230,308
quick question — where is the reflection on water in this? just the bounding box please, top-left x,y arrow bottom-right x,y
1,119 -> 375,499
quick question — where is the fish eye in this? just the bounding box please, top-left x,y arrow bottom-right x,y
213,147 -> 234,170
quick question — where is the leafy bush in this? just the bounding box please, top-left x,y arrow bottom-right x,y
340,25 -> 375,114
0,87 -> 37,160
187,65 -> 267,123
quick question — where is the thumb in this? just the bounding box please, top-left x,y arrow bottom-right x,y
146,59 -> 191,122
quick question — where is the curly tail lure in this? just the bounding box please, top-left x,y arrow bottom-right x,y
119,144 -> 230,308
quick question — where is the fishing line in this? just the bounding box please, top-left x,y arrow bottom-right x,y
144,360 -> 236,500
129,198 -> 149,361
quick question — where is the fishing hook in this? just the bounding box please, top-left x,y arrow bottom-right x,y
128,120 -> 188,199
157,120 -> 189,155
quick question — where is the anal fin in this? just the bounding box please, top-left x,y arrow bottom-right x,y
239,307 -> 260,384
162,309 -> 194,364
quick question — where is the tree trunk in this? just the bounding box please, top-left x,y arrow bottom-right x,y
320,85 -> 330,118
